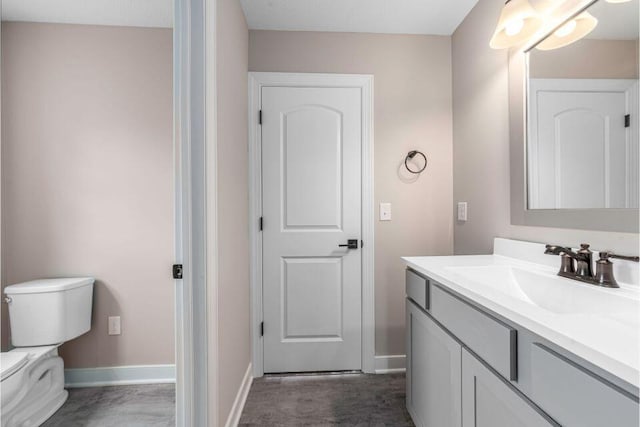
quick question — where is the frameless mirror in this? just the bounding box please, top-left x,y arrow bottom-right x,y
510,0 -> 639,232
526,0 -> 639,210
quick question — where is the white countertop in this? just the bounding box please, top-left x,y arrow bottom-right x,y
403,238 -> 640,390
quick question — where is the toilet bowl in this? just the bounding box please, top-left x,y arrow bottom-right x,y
1,277 -> 94,427
1,347 -> 67,427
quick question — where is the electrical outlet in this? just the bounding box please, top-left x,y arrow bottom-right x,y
108,316 -> 121,336
379,202 -> 392,221
457,202 -> 468,221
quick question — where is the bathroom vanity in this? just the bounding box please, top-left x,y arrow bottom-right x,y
404,238 -> 640,427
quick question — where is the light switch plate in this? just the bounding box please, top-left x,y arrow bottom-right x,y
457,202 -> 468,221
379,202 -> 392,221
108,316 -> 121,335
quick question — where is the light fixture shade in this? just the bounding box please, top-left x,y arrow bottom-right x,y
535,11 -> 598,51
490,0 -> 544,49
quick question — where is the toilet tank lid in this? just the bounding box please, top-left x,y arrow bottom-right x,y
5,277 -> 94,295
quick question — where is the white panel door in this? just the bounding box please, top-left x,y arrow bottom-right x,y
261,86 -> 362,373
528,79 -> 636,209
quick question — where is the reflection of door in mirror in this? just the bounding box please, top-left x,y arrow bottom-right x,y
527,0 -> 639,210
528,79 -> 638,209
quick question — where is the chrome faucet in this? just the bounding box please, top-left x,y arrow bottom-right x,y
544,243 -> 639,288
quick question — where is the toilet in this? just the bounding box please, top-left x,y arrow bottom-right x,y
1,277 -> 94,427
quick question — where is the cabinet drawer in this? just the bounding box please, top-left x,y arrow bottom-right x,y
406,269 -> 429,310
530,344 -> 639,427
430,284 -> 517,381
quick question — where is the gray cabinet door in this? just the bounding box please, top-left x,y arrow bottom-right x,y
529,343 -> 639,427
462,349 -> 556,427
406,300 -> 462,427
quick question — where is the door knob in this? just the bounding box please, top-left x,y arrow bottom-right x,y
338,239 -> 359,249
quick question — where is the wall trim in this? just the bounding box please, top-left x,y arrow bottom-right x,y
224,363 -> 253,427
64,364 -> 176,388
248,72 -> 375,377
374,355 -> 406,374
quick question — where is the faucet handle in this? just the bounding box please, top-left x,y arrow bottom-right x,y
578,243 -> 592,254
598,251 -> 640,263
594,253 -> 619,288
594,252 -> 639,288
598,251 -> 612,260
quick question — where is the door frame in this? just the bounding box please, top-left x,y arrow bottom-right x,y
174,0 -> 211,424
248,72 -> 375,377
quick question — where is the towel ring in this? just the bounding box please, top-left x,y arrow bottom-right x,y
404,150 -> 427,174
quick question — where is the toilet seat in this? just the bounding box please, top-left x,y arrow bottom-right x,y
1,352 -> 29,381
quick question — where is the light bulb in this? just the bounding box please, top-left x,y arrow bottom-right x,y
554,19 -> 577,38
505,19 -> 525,36
489,0 -> 543,49
536,11 -> 598,51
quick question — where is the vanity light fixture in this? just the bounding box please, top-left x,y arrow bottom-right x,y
490,0 -> 544,49
535,11 -> 598,50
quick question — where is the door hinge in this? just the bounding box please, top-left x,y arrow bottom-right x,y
260,321 -> 264,336
259,110 -> 262,125
625,114 -> 630,128
259,217 -> 263,231
172,264 -> 183,279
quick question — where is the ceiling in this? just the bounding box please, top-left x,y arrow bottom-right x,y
1,0 -> 173,28
1,0 -> 478,35
4,0 -> 633,40
239,0 -> 480,35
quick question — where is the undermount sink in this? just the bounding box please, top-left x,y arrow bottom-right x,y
444,265 -> 640,318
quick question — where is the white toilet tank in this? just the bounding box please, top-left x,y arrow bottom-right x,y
4,278 -> 94,347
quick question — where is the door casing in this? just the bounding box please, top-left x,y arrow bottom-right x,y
174,0 -> 210,424
248,72 -> 375,377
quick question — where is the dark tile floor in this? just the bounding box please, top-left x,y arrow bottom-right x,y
239,372 -> 414,426
42,384 -> 175,427
41,373 -> 411,426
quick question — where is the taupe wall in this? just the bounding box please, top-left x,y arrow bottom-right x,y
452,0 -> 639,255
529,38 -> 639,79
1,22 -> 174,368
215,0 -> 251,425
249,30 -> 454,357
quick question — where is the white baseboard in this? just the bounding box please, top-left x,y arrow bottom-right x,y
64,364 -> 176,388
225,363 -> 253,427
374,355 -> 406,374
